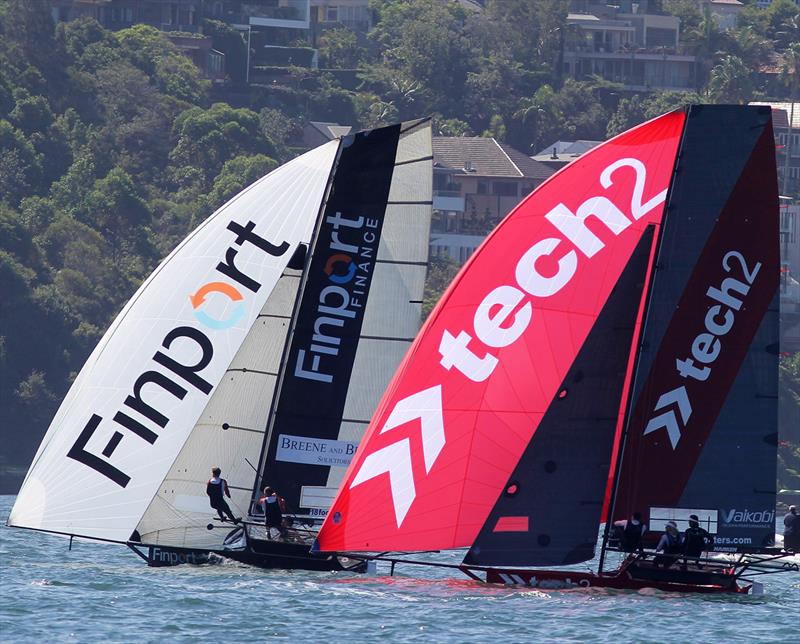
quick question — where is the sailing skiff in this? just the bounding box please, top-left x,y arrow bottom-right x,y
8,119 -> 433,571
316,105 -> 798,593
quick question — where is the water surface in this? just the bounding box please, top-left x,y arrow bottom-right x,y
2,496 -> 797,642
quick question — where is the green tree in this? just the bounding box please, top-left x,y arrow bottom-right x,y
368,0 -> 477,115
169,103 -> 267,189
14,370 -> 58,426
84,167 -> 151,261
0,119 -> 42,205
422,253 -> 460,320
432,116 -> 473,137
116,24 -> 209,104
318,28 -> 363,69
707,55 -> 754,103
767,0 -> 800,51
258,108 -> 298,161
207,154 -> 278,209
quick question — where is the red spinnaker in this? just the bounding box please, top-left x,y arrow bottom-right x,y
317,111 -> 685,552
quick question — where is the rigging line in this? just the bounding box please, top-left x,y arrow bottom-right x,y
257,313 -> 292,320
394,155 -> 434,168
358,335 -> 416,343
374,258 -> 429,266
226,368 -> 279,376
386,200 -> 433,205
220,424 -> 264,435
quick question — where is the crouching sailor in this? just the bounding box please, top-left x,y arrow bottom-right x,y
207,467 -> 240,523
654,521 -> 683,568
259,486 -> 285,540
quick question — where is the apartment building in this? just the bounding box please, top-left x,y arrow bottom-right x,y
564,1 -> 697,91
52,1 -> 373,79
699,1 -> 744,31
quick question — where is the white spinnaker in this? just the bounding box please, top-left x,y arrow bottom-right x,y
326,119 -> 432,491
134,267 -> 302,548
8,140 -> 339,542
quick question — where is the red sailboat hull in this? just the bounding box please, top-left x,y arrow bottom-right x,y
475,557 -> 750,594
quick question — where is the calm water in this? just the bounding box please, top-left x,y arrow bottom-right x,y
1,495 -> 798,642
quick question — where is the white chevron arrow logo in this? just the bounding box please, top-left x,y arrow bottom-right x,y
643,385 -> 692,449
350,385 -> 445,527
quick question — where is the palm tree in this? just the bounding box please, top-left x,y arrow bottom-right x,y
706,55 -> 753,103
684,5 -> 727,87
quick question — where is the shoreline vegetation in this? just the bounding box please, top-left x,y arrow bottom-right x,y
0,0 -> 798,495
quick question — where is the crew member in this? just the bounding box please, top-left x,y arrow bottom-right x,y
683,514 -> 712,567
653,521 -> 682,568
259,486 -> 284,540
613,511 -> 647,554
784,505 -> 800,552
206,467 -> 239,523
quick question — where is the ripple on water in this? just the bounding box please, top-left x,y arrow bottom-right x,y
2,494 -> 799,642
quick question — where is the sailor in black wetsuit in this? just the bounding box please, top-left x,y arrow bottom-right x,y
258,486 -> 284,539
683,514 -> 712,567
614,512 -> 647,554
784,506 -> 800,551
206,467 -> 239,523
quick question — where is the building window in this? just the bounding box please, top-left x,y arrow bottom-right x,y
492,181 -> 517,196
326,6 -> 338,22
477,181 -> 488,195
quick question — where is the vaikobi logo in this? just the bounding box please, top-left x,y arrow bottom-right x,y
720,508 -> 775,527
642,250 -> 761,449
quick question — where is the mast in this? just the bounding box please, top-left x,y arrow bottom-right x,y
250,120 -> 427,514
596,229 -> 662,574
249,138 -> 345,507
597,108 -> 689,575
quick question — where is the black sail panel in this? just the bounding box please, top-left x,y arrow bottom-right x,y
258,124 -> 402,511
464,226 -> 655,567
613,105 -> 780,553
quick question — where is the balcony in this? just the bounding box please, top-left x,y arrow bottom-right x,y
433,190 -> 465,213
224,1 -> 310,29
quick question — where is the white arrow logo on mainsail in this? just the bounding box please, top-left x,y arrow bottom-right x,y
643,385 -> 692,449
350,385 -> 445,527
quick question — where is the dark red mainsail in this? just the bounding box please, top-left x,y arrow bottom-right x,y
316,111 -> 685,553
612,105 -> 779,552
